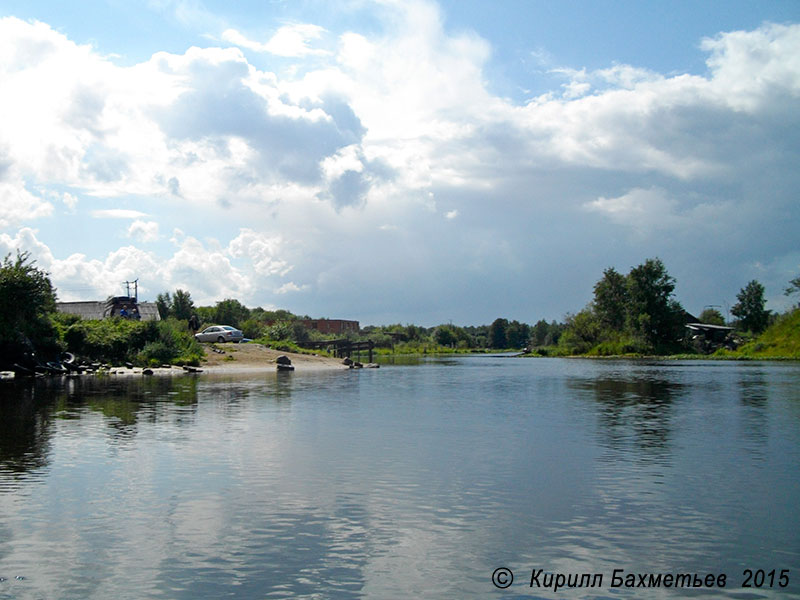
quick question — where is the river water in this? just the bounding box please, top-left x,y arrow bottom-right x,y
0,357 -> 798,599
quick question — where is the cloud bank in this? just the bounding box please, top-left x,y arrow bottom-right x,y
1,3 -> 799,324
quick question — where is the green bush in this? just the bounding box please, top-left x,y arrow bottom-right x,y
60,316 -> 203,366
138,341 -> 175,365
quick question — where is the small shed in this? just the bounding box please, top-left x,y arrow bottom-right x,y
685,322 -> 735,352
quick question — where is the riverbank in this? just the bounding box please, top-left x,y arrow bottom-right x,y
200,342 -> 349,373
0,343 -> 348,381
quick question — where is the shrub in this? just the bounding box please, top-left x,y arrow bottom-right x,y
61,316 -> 203,365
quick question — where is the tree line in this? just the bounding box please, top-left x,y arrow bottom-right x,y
155,289 -> 563,351
154,261 -> 799,355
557,258 -> 789,355
1,251 -> 798,370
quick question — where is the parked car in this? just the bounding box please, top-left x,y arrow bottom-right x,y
195,325 -> 244,343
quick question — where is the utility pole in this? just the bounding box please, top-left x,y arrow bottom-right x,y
123,279 -> 139,302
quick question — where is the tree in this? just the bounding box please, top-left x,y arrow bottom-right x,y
543,320 -> 564,346
506,320 -> 530,349
156,292 -> 171,320
172,289 -> 195,321
698,308 -> 726,326
530,319 -> 549,347
214,298 -> 250,329
559,308 -> 601,354
488,318 -> 508,348
732,280 -> 770,333
785,274 -> 800,306
625,258 -> 683,347
593,267 -> 628,331
434,325 -> 458,347
0,251 -> 58,358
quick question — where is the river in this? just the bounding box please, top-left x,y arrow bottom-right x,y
0,357 -> 798,599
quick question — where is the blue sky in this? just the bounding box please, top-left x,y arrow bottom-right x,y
1,0 -> 799,326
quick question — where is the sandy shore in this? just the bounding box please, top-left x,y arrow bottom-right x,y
0,343 -> 351,380
199,342 -> 349,373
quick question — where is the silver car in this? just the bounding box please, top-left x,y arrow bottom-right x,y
194,325 -> 244,343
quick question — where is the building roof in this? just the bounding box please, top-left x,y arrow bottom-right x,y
56,300 -> 161,321
56,301 -> 106,320
685,322 -> 734,332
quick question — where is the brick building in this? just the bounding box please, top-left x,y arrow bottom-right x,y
300,319 -> 360,335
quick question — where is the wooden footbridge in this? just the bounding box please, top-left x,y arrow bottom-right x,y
297,339 -> 376,362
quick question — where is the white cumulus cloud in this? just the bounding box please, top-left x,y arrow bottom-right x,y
222,24 -> 329,57
127,220 -> 160,242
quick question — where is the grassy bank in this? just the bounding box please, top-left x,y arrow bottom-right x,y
713,309 -> 800,360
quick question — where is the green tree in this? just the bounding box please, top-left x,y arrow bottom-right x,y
214,298 -> 250,329
434,325 -> 458,347
195,306 -> 215,324
593,267 -> 628,331
543,320 -> 564,346
698,308 -> 726,326
625,258 -> 683,347
239,317 -> 265,340
506,320 -> 530,349
559,308 -> 601,354
155,292 -> 171,320
732,280 -> 770,333
488,318 -> 508,348
0,251 -> 59,358
530,319 -> 549,346
172,289 -> 195,321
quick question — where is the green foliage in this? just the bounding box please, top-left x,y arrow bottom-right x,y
698,308 -> 726,326
723,309 -> 800,358
239,317 -> 265,339
0,251 -> 60,359
559,309 -> 602,354
214,298 -> 250,329
156,292 -> 171,320
488,318 -> 508,348
253,335 -> 327,355
625,258 -> 683,347
138,320 -> 204,365
258,320 -> 314,348
156,289 -> 195,321
171,289 -> 195,320
731,280 -> 770,334
195,306 -> 216,324
265,321 -> 293,341
587,335 -> 650,356
433,325 -> 457,347
593,267 -> 627,330
560,258 -> 686,355
61,317 -> 203,365
530,319 -> 563,347
506,320 -> 530,349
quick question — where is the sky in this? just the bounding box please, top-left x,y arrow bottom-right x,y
1,0 -> 799,327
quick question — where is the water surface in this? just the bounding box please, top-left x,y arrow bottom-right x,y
0,358 -> 798,599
